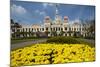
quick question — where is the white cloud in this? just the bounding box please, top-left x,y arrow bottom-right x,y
35,10 -> 46,16
74,19 -> 81,23
43,3 -> 48,8
48,3 -> 54,6
11,4 -> 27,15
69,19 -> 81,24
40,11 -> 46,16
42,3 -> 54,8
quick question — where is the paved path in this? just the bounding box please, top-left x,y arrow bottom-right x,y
11,39 -> 47,50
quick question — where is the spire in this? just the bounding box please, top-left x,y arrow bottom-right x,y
55,4 -> 59,15
54,4 -> 62,24
55,4 -> 59,20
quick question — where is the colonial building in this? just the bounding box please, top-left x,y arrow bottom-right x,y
11,4 -> 87,38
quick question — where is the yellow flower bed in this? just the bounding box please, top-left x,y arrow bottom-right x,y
11,44 -> 95,66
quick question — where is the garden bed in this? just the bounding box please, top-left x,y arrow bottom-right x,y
11,43 -> 95,67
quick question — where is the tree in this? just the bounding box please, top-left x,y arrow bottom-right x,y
45,30 -> 50,37
14,23 -> 22,28
67,30 -> 73,36
73,31 -> 81,37
59,30 -> 65,36
11,19 -> 22,29
84,19 -> 95,39
36,31 -> 41,37
51,31 -> 57,36
11,19 -> 14,24
10,19 -> 22,38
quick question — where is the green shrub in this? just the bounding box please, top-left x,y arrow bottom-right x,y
46,36 -> 81,44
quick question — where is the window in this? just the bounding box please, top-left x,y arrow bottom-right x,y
37,28 -> 39,31
61,28 -> 63,31
65,27 -> 67,30
51,28 -> 52,31
46,28 -> 48,30
72,28 -> 73,31
34,29 -> 36,31
23,28 -> 24,32
69,28 -> 71,31
42,28 -> 44,31
56,27 -> 57,31
40,28 -> 41,31
82,28 -> 84,31
77,28 -> 78,31
74,28 -> 76,31
29,28 -> 30,32
32,28 -> 33,31
59,27 -> 60,31
80,28 -> 81,31
26,28 -> 27,32
12,29 -> 15,32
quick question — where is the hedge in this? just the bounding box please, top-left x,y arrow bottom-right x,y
46,37 -> 81,44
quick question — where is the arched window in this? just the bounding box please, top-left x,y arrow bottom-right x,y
46,27 -> 48,31
42,28 -> 44,31
77,28 -> 78,31
69,28 -> 71,31
72,28 -> 73,31
65,27 -> 67,30
51,28 -> 52,31
74,28 -> 76,31
29,28 -> 30,32
61,28 -> 63,31
37,28 -> 39,31
23,28 -> 24,32
53,27 -> 55,31
59,27 -> 60,31
26,28 -> 27,32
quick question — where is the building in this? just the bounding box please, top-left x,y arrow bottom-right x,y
11,4 -> 87,38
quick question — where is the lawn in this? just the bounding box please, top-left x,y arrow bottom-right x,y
11,37 -> 47,44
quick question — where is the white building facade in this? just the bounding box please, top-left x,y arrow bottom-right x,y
13,15 -> 86,37
11,4 -> 87,38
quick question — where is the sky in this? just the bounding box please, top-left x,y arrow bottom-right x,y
10,1 -> 95,26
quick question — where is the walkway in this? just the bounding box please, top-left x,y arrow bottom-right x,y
11,39 -> 47,50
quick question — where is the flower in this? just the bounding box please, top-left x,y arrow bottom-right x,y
11,44 -> 95,66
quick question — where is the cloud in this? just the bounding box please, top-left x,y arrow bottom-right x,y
48,3 -> 54,6
69,19 -> 81,24
43,3 -> 48,8
40,11 -> 46,16
35,10 -> 46,16
42,3 -> 54,9
11,4 -> 27,15
11,4 -> 37,25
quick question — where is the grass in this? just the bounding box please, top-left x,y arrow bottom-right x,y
75,38 -> 95,47
11,39 -> 33,44
11,37 -> 47,44
46,36 -> 95,47
11,36 -> 95,51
